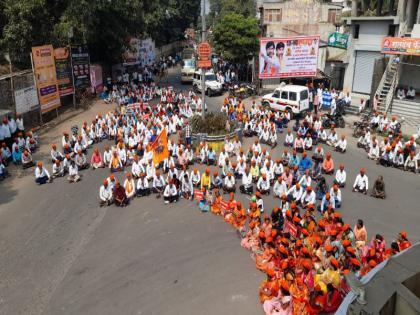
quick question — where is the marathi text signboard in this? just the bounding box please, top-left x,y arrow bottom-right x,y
381,37 -> 420,56
71,46 -> 91,89
14,86 -> 39,114
259,36 -> 319,79
198,42 -> 212,69
328,32 -> 349,50
31,45 -> 61,113
54,47 -> 74,96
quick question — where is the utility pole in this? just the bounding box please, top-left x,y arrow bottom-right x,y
201,0 -> 206,116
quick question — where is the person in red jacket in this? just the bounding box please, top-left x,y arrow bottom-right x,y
397,231 -> 412,251
323,283 -> 343,314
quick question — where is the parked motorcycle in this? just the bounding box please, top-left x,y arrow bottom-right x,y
321,113 -> 345,129
228,83 -> 257,99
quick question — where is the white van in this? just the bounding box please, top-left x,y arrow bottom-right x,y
192,70 -> 223,97
181,59 -> 196,83
262,83 -> 309,115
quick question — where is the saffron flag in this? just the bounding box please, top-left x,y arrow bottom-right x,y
149,129 -> 169,166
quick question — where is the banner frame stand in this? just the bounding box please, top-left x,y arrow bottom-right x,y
30,52 -> 43,125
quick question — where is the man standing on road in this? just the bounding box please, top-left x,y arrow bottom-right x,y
184,121 -> 192,146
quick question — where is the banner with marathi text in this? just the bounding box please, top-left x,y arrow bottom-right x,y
31,45 -> 61,113
381,37 -> 420,56
54,47 -> 74,96
259,36 -> 319,79
149,129 -> 169,166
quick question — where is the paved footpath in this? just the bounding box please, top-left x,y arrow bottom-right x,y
0,67 -> 419,315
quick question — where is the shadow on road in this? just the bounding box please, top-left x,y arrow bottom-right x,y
0,181 -> 18,206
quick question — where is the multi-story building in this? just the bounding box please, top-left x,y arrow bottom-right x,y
258,0 -> 347,89
343,0 -> 420,120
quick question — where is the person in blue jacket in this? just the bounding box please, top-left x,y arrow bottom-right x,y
299,151 -> 313,174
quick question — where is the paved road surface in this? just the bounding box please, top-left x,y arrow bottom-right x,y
0,66 -> 419,315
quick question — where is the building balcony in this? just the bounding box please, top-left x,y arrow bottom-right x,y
342,15 -> 399,25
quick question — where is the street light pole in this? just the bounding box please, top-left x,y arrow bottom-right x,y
201,0 -> 206,116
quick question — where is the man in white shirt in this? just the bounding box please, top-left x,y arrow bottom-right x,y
239,168 -> 253,195
256,173 -> 270,195
286,183 -> 303,203
406,86 -> 416,100
152,170 -> 166,197
223,172 -> 236,193
136,172 -> 150,197
99,180 -> 113,206
131,155 -> 143,178
52,160 -> 65,178
34,162 -> 51,185
301,186 -> 316,208
273,176 -> 287,198
353,168 -> 368,194
67,160 -> 81,183
0,118 -> 12,148
368,142 -> 380,160
334,164 -> 346,187
335,135 -> 347,153
163,180 -> 178,204
330,185 -> 342,208
284,130 -> 294,147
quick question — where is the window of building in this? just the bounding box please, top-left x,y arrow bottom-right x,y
328,9 -> 340,24
353,24 -> 360,39
388,25 -> 397,36
264,9 -> 282,23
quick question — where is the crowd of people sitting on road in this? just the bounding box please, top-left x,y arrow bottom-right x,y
1,72 -> 415,314
0,115 -> 39,180
357,112 -> 420,173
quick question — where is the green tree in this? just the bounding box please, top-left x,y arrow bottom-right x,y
210,0 -> 255,20
0,0 -> 199,67
212,13 -> 259,62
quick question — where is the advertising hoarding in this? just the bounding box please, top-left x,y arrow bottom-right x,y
259,36 -> 319,79
71,46 -> 91,89
54,47 -> 74,96
31,45 -> 61,113
381,37 -> 420,56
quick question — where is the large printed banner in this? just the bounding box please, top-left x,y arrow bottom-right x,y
381,37 -> 420,56
122,38 -> 156,66
139,38 -> 156,66
71,46 -> 91,89
259,36 -> 319,79
54,47 -> 74,96
122,38 -> 141,66
31,45 -> 61,113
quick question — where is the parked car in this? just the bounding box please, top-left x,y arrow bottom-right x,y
262,83 -> 310,116
192,70 -> 223,97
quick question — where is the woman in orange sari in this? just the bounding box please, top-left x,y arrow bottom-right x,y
290,278 -> 309,315
259,269 -> 280,303
210,189 -> 222,215
241,221 -> 262,253
256,247 -> 274,272
233,202 -> 247,229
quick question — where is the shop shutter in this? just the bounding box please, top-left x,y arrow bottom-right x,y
353,50 -> 381,94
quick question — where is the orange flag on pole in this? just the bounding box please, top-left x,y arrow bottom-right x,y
149,129 -> 169,166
